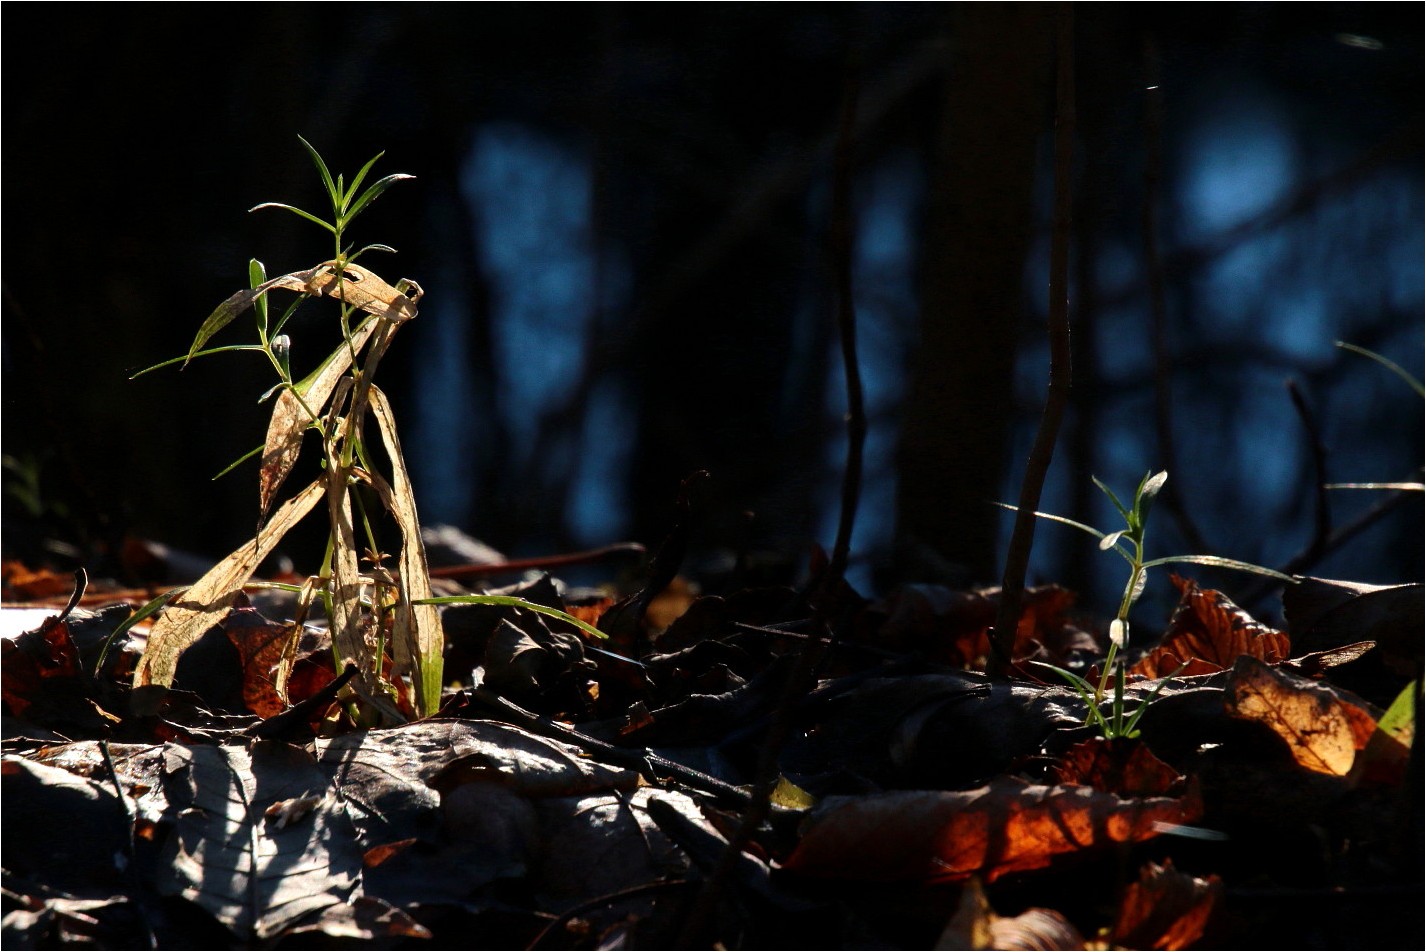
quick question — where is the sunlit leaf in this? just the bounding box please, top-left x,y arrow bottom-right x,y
134,480 -> 325,695
1223,655 -> 1374,776
297,135 -> 339,209
783,777 -> 1201,883
1132,575 -> 1290,678
366,384 -> 443,717
1112,860 -> 1221,951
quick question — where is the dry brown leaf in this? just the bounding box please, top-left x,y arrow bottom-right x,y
1223,655 -> 1374,776
783,777 -> 1201,883
300,263 -> 421,324
1053,736 -> 1183,797
258,319 -> 380,520
935,878 -> 1085,950
1132,574 -> 1289,678
221,606 -> 300,718
134,480 -> 325,694
1112,860 -> 1221,950
365,385 -> 442,715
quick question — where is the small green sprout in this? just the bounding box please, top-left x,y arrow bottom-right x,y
1000,471 -> 1295,739
129,138 -> 606,725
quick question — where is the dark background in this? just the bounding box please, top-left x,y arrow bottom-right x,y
4,4 -> 1421,621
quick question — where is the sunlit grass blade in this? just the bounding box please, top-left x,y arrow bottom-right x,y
1142,554 -> 1297,582
249,201 -> 336,234
340,173 -> 415,229
994,501 -> 1107,540
1335,340 -> 1425,398
213,444 -> 262,481
1092,475 -> 1132,522
298,134 -> 339,207
130,345 -> 266,379
93,588 -> 184,677
343,151 -> 387,213
415,594 -> 609,641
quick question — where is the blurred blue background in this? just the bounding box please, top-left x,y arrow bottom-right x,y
5,5 -> 1420,623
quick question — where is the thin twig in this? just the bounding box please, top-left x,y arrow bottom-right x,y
1236,478 -> 1421,605
990,5 -> 1075,677
823,58 -> 866,592
1286,379 -> 1332,564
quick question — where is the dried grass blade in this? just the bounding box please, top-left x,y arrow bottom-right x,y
134,480 -> 325,690
367,384 -> 443,716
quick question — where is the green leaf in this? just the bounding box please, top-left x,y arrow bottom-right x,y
93,588 -> 184,677
1092,475 -> 1132,524
994,502 -> 1107,541
297,135 -> 339,208
130,344 -> 266,379
213,444 -> 263,481
1142,554 -> 1296,582
1136,471 -> 1168,527
342,151 -> 387,214
339,173 -> 415,229
249,259 -> 269,338
1335,340 -> 1425,398
249,202 -> 337,234
1031,661 -> 1113,735
414,594 -> 608,641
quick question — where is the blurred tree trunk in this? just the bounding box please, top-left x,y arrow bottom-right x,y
895,4 -> 1053,584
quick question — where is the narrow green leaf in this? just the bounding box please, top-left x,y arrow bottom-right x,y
213,444 -> 263,481
297,135 -> 339,208
995,502 -> 1107,540
130,344 -> 266,379
249,202 -> 337,234
1335,340 -> 1425,398
340,173 -> 415,229
1092,475 -> 1132,522
1142,554 -> 1297,582
342,151 -> 387,214
249,259 -> 269,338
415,594 -> 609,641
93,588 -> 184,677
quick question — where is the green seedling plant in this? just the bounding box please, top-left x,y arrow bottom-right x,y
1002,471 -> 1294,738
131,138 -> 605,724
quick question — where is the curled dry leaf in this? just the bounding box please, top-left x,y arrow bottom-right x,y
935,878 -> 1085,951
366,384 -> 442,716
1223,655 -> 1376,776
783,776 -> 1201,883
1112,860 -> 1221,951
259,319 -> 379,521
1132,574 -> 1289,678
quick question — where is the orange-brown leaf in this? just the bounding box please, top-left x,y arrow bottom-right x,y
783,777 -> 1201,883
935,879 -> 1085,951
221,606 -> 300,718
1132,575 -> 1289,678
1053,736 -> 1183,797
1223,655 -> 1373,776
1112,860 -> 1221,951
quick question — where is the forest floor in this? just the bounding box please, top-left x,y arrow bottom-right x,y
1,537 -> 1420,950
